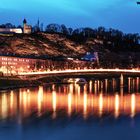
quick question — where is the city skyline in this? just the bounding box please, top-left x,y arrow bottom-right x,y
0,0 -> 139,33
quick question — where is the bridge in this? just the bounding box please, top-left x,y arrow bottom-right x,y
18,69 -> 140,81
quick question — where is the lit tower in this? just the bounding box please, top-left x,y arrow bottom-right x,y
23,19 -> 32,34
37,18 -> 40,29
37,18 -> 40,32
23,19 -> 27,33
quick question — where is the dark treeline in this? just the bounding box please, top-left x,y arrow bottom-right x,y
44,24 -> 140,52
0,23 -> 140,52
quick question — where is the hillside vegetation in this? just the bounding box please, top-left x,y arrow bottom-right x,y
0,31 -> 140,68
0,32 -> 106,57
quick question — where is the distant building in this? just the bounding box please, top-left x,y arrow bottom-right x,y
81,52 -> 99,66
82,52 -> 97,61
0,19 -> 32,34
23,19 -> 32,34
0,56 -> 45,74
0,28 -> 22,34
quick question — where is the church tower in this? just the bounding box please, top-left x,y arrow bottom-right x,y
23,19 -> 32,34
23,19 -> 27,33
37,18 -> 40,29
23,19 -> 27,25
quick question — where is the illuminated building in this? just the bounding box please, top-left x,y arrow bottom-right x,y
0,54 -> 103,75
0,19 -> 32,34
23,19 -> 32,34
0,28 -> 22,34
0,56 -> 45,74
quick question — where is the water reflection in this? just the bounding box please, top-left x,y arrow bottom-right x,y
38,86 -> 44,116
52,91 -> 57,119
83,88 -> 87,119
68,92 -> 72,117
1,94 -> 8,119
115,94 -> 119,118
99,93 -> 103,117
0,76 -> 140,121
131,94 -> 136,118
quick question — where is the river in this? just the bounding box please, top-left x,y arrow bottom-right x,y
0,76 -> 140,140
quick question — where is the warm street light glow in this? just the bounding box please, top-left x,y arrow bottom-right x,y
99,94 -> 103,117
38,86 -> 44,116
0,84 -> 140,120
19,69 -> 140,77
52,91 -> 57,119
68,93 -> 72,116
83,92 -> 87,119
115,94 -> 119,118
131,94 -> 136,118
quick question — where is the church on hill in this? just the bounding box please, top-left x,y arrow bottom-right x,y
0,19 -> 32,34
23,19 -> 32,34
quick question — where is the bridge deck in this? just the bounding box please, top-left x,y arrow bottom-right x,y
18,69 -> 140,81
19,69 -> 140,76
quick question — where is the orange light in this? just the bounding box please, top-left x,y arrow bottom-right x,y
52,91 -> 57,119
0,84 -> 140,120
131,94 -> 136,118
83,92 -> 87,119
99,94 -> 103,117
68,93 -> 72,116
115,94 -> 119,118
37,86 -> 44,116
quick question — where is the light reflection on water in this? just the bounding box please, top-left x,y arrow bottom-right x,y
0,76 -> 140,140
0,76 -> 140,121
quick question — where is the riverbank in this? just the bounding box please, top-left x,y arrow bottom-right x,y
0,76 -> 39,90
0,71 -> 140,91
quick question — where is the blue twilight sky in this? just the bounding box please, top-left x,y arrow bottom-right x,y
0,0 -> 140,33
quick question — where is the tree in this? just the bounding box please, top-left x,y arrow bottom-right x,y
5,23 -> 15,28
40,23 -> 44,32
82,27 -> 95,38
32,25 -> 40,33
67,28 -> 73,35
0,23 -> 15,28
45,24 -> 62,33
61,24 -> 69,35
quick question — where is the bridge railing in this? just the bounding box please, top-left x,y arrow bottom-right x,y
18,68 -> 140,76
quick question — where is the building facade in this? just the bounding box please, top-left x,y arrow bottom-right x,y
0,55 -> 97,75
0,56 -> 45,74
0,28 -> 23,34
23,19 -> 32,34
0,19 -> 32,34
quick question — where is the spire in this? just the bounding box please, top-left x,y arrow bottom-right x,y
23,19 -> 27,24
37,18 -> 40,28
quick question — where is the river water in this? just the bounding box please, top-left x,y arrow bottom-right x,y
0,76 -> 140,140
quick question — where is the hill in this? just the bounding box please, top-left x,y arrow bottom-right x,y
0,32 -> 140,68
0,32 -> 106,57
